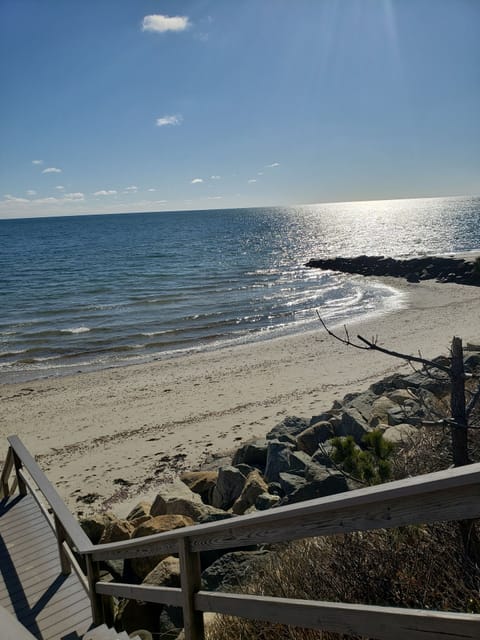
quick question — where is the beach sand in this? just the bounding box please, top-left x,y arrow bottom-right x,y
1,277 -> 479,517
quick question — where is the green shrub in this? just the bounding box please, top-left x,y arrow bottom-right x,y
329,429 -> 393,485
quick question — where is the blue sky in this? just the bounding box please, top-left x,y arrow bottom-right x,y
0,0 -> 479,218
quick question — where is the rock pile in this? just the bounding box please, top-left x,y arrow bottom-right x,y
305,255 -> 480,285
80,350 -> 480,638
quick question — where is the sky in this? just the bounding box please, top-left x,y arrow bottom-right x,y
0,0 -> 479,219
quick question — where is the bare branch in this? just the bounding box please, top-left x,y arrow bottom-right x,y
355,335 -> 451,374
466,383 -> 480,419
316,313 -> 371,350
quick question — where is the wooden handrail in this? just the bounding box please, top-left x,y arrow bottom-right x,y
6,436 -> 92,553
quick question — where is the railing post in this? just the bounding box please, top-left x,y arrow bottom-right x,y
12,450 -> 27,496
86,555 -> 105,627
0,447 -> 13,498
178,537 -> 205,640
54,515 -> 72,575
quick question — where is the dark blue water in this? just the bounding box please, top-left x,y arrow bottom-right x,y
1,196 -> 479,382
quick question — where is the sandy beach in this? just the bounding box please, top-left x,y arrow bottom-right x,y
1,276 -> 479,517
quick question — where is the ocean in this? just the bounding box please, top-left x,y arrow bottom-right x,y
1,195 -> 479,383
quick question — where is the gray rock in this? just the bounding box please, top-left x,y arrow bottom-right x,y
264,440 -> 295,483
266,416 -> 309,441
255,492 -> 281,510
211,465 -> 247,510
282,468 -> 349,505
343,390 -> 379,422
151,479 -> 204,517
335,408 -> 371,444
309,411 -> 334,426
296,421 -> 333,455
267,481 -> 283,497
382,423 -> 419,444
279,472 -> 308,495
163,497 -> 226,522
232,440 -> 268,467
234,463 -> 256,477
201,550 -> 269,591
232,470 -> 269,515
288,450 -> 314,475
312,442 -> 336,468
143,556 -> 181,588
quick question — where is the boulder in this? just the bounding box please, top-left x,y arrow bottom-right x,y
180,470 -> 218,504
343,390 -> 379,422
232,440 -> 268,467
296,421 -> 333,455
163,497 -> 226,522
255,492 -> 281,510
335,408 -> 371,443
126,501 -> 152,522
368,396 -> 398,428
311,442 -> 336,468
80,512 -> 115,544
264,440 -> 295,483
232,470 -> 269,515
287,450 -> 314,475
151,479 -> 204,517
99,518 -> 134,544
211,466 -> 246,510
281,467 -> 349,505
266,416 -> 308,441
382,424 -> 419,444
116,598 -> 159,636
131,515 -> 194,579
201,550 -> 269,591
143,556 -> 181,588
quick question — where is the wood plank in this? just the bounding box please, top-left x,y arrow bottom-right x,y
96,581 -> 182,607
7,436 -> 92,553
178,538 -> 204,640
195,592 -> 480,640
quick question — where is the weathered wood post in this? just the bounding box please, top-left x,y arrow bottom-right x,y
86,555 -> 105,626
179,537 -> 205,640
54,514 -> 72,575
450,336 -> 469,467
12,450 -> 27,496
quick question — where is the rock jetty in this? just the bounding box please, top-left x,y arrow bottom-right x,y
305,254 -> 480,285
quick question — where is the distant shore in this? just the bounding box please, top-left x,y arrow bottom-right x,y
1,276 -> 480,517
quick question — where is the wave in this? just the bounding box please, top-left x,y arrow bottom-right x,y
60,326 -> 91,334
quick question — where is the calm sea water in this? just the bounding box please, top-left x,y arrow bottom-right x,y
1,195 -> 479,382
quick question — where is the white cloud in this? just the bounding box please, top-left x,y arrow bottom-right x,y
191,178 -> 203,184
42,167 -> 62,174
55,185 -> 65,190
156,114 -> 183,127
142,14 -> 190,33
93,190 -> 117,196
32,160 -> 43,165
210,175 -> 221,180
64,192 -> 84,201
207,196 -> 222,200
4,194 -> 29,203
257,172 -> 264,176
26,189 -> 37,196
125,185 -> 138,192
147,188 -> 156,192
265,162 -> 280,168
248,179 -> 257,183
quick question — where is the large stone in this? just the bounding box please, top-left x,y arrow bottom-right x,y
99,518 -> 134,544
116,598 -> 159,636
211,466 -> 246,510
368,396 -> 398,428
131,515 -> 194,579
266,416 -> 308,441
201,551 -> 269,591
335,408 -> 371,443
311,442 -> 336,468
180,471 -> 218,504
287,450 -> 314,475
151,479 -> 204,517
232,440 -> 268,468
382,423 -> 419,444
164,497 -> 226,522
143,556 -> 181,588
126,501 -> 152,522
80,512 -> 115,544
255,492 -> 281,510
264,440 -> 295,483
343,390 -> 379,422
296,421 -> 333,455
281,467 -> 349,505
232,470 -> 269,515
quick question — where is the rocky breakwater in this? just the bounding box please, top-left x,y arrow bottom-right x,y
305,254 -> 480,285
80,349 -> 480,638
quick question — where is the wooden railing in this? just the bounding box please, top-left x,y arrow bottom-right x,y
2,434 -> 480,639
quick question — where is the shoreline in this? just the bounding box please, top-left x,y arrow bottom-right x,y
1,277 -> 480,517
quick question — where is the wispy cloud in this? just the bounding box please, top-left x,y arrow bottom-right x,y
93,190 -> 117,196
191,178 -> 203,184
42,167 -> 62,174
4,194 -> 29,203
142,15 -> 190,33
210,175 -> 221,180
265,162 -> 280,168
156,114 -> 183,127
55,185 -> 65,190
147,188 -> 156,192
248,179 -> 257,183
26,189 -> 37,196
207,196 -> 222,200
124,185 -> 138,192
32,160 -> 43,165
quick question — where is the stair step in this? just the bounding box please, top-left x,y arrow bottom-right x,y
83,625 -> 140,640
